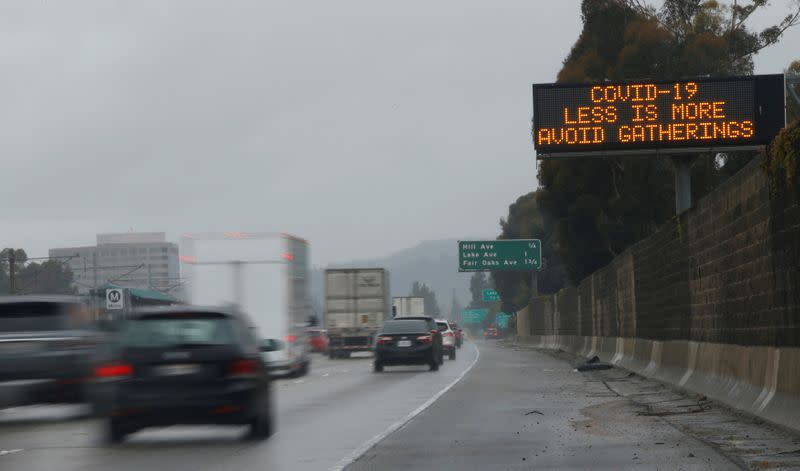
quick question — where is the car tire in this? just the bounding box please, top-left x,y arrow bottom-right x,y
107,418 -> 130,444
329,350 -> 337,359
246,410 -> 274,441
449,349 -> 456,361
374,361 -> 383,373
343,352 -> 351,359
429,359 -> 439,372
438,351 -> 444,365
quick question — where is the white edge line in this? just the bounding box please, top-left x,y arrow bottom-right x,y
328,343 -> 481,471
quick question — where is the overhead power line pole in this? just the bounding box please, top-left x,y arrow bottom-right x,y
9,250 -> 16,294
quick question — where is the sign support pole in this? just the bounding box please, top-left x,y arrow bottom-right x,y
672,155 -> 693,214
531,270 -> 538,298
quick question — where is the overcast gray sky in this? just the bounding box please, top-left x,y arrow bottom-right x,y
2,0 -> 798,266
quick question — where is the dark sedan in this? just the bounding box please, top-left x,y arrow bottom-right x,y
91,306 -> 273,443
389,316 -> 444,365
0,295 -> 103,406
373,319 -> 442,372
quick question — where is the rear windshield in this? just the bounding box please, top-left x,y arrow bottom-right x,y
381,320 -> 428,334
0,302 -> 69,332
122,316 -> 237,347
262,338 -> 285,351
436,322 -> 450,331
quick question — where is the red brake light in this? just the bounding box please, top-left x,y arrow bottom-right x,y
444,332 -> 454,337
284,334 -> 297,344
416,334 -> 432,344
228,359 -> 258,377
430,330 -> 438,335
95,363 -> 133,379
377,336 -> 393,345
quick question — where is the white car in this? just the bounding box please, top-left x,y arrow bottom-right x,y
436,319 -> 457,360
260,337 -> 310,378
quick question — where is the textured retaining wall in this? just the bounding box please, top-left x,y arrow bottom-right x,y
517,158 -> 800,430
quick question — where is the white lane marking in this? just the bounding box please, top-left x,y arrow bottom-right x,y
0,449 -> 24,456
322,373 -> 330,377
329,343 -> 481,471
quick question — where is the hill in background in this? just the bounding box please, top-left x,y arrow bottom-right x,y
311,239 -> 472,317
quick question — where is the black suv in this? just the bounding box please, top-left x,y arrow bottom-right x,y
374,318 -> 443,372
0,295 -> 103,406
92,306 -> 273,443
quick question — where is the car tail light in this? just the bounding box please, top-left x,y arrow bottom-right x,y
444,332 -> 454,337
284,334 -> 297,344
430,329 -> 438,335
95,363 -> 133,380
212,405 -> 243,414
228,359 -> 259,378
376,336 -> 393,345
416,335 -> 432,344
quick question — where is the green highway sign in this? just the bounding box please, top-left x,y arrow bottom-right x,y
462,308 -> 488,324
482,289 -> 500,302
458,239 -> 542,272
495,313 -> 510,329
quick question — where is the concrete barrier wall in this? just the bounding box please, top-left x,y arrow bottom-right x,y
515,159 -> 800,431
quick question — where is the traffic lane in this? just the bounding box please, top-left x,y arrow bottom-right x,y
0,343 -> 478,470
349,340 -> 737,470
218,342 -> 478,470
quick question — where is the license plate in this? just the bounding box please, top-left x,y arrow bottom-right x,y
0,342 -> 40,355
397,340 -> 412,347
155,364 -> 200,376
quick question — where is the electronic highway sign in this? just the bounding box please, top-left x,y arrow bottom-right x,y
532,74 -> 785,158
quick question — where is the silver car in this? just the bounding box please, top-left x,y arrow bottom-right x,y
435,319 -> 457,361
260,337 -> 310,378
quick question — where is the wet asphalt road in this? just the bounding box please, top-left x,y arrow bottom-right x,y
350,341 -> 739,471
2,340 -> 781,470
0,344 -> 478,470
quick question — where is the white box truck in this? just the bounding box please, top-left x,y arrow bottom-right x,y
181,232 -> 311,377
325,268 -> 390,359
392,296 -> 425,317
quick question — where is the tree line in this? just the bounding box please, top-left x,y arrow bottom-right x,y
0,248 -> 77,295
492,0 -> 800,314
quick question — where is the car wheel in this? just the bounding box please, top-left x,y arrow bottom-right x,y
449,349 -> 456,361
302,361 -> 310,376
429,359 -> 439,371
246,410 -> 273,440
438,351 -> 444,365
343,352 -> 351,359
106,418 -> 130,444
329,350 -> 337,359
374,361 -> 383,373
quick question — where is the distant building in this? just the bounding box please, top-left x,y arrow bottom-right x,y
49,232 -> 180,295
